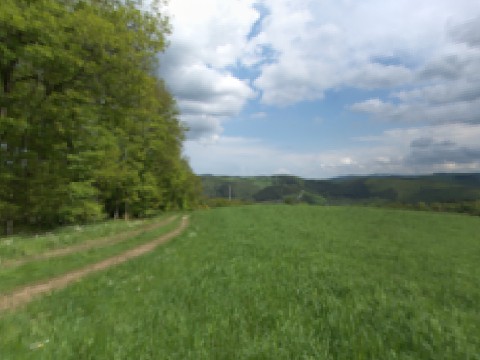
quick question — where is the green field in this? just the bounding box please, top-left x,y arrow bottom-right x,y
1,206 -> 479,359
0,215 -> 173,262
0,217 -> 180,294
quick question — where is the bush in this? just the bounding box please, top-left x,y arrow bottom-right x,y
59,182 -> 105,224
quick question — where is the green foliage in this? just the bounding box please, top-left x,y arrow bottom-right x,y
1,206 -> 479,358
0,0 -> 199,233
201,174 -> 480,215
254,184 -> 302,202
202,197 -> 252,208
58,182 -> 105,224
301,191 -> 327,205
386,199 -> 480,216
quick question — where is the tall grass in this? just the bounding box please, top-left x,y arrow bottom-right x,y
0,215 -> 172,263
0,206 -> 479,359
0,218 -> 181,294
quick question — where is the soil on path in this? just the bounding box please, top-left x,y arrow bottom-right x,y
1,216 -> 178,269
0,215 -> 189,313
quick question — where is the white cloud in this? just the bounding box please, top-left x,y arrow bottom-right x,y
251,0 -> 480,105
180,114 -> 222,142
393,80 -> 480,105
161,0 -> 480,132
348,14 -> 480,125
161,0 -> 480,176
350,98 -> 395,115
184,135 -> 380,178
449,15 -> 480,48
159,0 -> 259,140
185,123 -> 480,178
356,123 -> 480,173
351,84 -> 480,125
163,62 -> 254,139
357,123 -> 480,149
345,63 -> 413,89
163,0 -> 259,69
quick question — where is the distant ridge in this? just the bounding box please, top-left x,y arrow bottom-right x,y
200,173 -> 480,206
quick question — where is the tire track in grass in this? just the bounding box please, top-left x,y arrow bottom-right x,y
1,216 -> 178,269
0,216 -> 189,312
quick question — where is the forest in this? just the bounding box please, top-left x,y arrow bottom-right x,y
0,0 -> 200,234
201,173 -> 480,216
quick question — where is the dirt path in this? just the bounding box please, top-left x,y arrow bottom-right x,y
0,215 -> 189,313
1,216 -> 178,269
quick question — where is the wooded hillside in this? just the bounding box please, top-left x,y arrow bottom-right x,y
0,0 -> 200,234
201,174 -> 480,215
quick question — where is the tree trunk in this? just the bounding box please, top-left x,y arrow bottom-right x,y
1,105 -> 10,236
6,220 -> 13,236
124,201 -> 129,220
114,201 -> 119,219
2,61 -> 16,236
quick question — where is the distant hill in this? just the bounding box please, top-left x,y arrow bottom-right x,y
200,173 -> 480,206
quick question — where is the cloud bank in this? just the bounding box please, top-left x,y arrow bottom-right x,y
185,123 -> 480,178
160,0 -> 480,177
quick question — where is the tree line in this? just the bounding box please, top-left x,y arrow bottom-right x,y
200,175 -> 480,216
0,0 -> 200,234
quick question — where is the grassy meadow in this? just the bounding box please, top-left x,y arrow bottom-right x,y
0,215 -> 172,263
1,205 -> 479,359
0,217 -> 180,294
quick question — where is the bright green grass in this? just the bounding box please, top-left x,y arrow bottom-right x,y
0,215 -> 172,263
0,218 -> 181,294
0,206 -> 479,359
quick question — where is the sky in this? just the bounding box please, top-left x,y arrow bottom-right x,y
158,0 -> 480,179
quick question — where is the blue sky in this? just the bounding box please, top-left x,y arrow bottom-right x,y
159,0 -> 480,178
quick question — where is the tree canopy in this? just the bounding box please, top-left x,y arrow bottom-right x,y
0,0 -> 200,234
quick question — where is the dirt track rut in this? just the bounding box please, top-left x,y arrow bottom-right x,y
1,216 -> 177,269
0,215 -> 189,313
